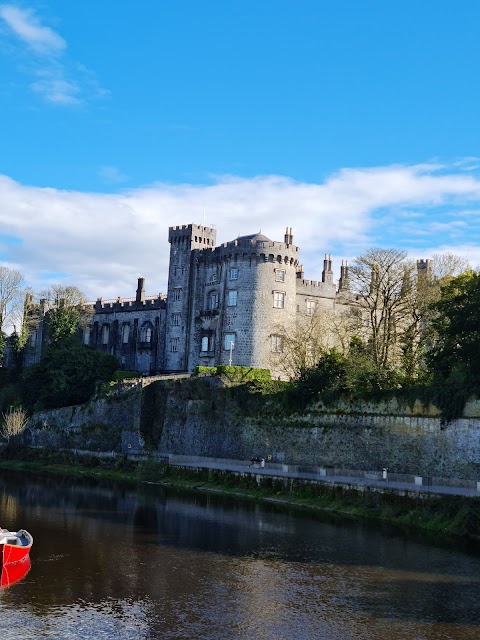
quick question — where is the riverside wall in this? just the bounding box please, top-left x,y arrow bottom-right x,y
19,377 -> 480,481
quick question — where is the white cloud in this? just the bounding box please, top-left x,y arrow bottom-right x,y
0,162 -> 479,303
0,4 -> 66,54
31,72 -> 80,105
0,4 -> 106,105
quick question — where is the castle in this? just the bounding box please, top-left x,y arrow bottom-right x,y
22,223 -> 356,378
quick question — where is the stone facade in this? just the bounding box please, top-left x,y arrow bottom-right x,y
23,223 -> 355,377
22,379 -> 480,480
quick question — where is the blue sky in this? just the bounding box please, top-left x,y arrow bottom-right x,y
1,1 -> 480,306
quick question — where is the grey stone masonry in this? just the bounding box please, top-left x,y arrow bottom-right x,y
22,222 -> 362,377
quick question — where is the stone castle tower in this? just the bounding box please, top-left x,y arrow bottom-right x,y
164,224 -> 217,371
18,222 -> 362,379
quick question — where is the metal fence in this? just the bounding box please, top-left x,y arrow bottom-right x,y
164,454 -> 480,493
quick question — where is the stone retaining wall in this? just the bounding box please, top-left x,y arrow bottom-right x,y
17,378 -> 480,480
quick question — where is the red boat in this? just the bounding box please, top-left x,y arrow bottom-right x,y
0,528 -> 33,566
1,556 -> 31,588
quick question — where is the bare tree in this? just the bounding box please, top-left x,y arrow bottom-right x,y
431,252 -> 470,281
1,407 -> 28,441
349,250 -> 471,378
0,265 -> 24,332
349,249 -> 415,371
270,305 -> 361,378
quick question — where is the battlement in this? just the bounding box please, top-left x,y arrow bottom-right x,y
417,258 -> 433,270
169,224 -> 217,247
297,279 -> 336,296
222,237 -> 299,253
93,294 -> 167,313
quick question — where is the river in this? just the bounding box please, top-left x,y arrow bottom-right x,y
0,471 -> 480,639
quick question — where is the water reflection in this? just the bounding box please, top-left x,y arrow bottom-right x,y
0,472 -> 480,639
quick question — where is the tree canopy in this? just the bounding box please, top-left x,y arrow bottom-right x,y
428,271 -> 480,385
22,335 -> 118,410
40,285 -> 92,344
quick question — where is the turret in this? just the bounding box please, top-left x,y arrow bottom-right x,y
165,224 -> 217,372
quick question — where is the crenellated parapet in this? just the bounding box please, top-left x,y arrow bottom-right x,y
296,278 -> 337,297
93,295 -> 166,314
195,233 -> 300,268
169,223 -> 216,248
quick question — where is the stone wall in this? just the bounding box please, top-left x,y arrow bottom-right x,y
19,378 -> 480,480
24,389 -> 142,452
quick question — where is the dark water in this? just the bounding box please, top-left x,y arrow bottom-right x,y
1,472 -> 480,640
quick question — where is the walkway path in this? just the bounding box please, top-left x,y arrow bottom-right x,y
167,455 -> 480,499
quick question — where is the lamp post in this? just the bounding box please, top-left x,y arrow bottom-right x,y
229,341 -> 234,366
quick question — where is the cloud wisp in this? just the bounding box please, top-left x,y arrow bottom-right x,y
0,162 -> 479,302
0,4 -> 65,53
0,4 -> 106,104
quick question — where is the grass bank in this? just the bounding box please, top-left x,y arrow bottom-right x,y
1,447 -> 479,543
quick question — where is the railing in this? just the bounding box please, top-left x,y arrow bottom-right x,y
164,454 -> 480,493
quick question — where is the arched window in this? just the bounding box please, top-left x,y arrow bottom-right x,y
102,324 -> 110,345
122,323 -> 130,344
139,322 -> 153,343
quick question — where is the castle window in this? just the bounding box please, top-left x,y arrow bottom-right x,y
172,313 -> 181,326
210,291 -> 219,310
273,291 -> 285,309
139,322 -> 153,343
122,324 -> 130,344
229,268 -> 239,280
83,328 -> 90,345
174,287 -> 182,301
102,324 -> 110,345
170,337 -> 179,352
271,334 -> 283,353
227,290 -> 237,306
306,300 -> 316,316
30,331 -> 37,348
275,269 -> 285,282
211,270 -> 217,282
201,335 -> 214,352
224,334 -> 235,350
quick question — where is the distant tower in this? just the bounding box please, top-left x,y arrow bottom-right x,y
417,259 -> 433,281
164,224 -> 217,371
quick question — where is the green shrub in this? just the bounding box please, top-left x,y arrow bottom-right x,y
111,370 -> 142,381
216,366 -> 271,382
194,365 -> 271,383
194,366 -> 218,376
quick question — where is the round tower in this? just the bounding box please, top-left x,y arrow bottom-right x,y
189,231 -> 299,376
